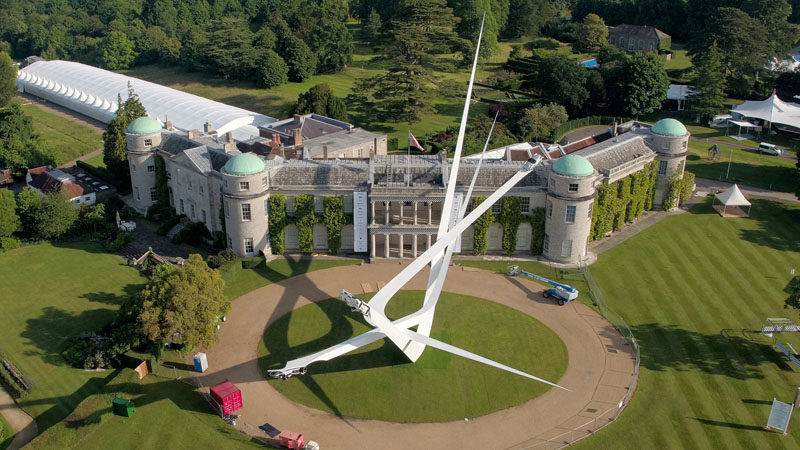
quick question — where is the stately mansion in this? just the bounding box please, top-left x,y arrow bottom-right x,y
126,115 -> 690,264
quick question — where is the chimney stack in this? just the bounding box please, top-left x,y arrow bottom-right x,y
323,145 -> 328,161
188,129 -> 199,139
226,131 -> 233,143
292,128 -> 303,146
224,142 -> 237,153
279,144 -> 285,159
165,115 -> 173,131
204,122 -> 212,133
293,114 -> 304,125
613,121 -> 618,137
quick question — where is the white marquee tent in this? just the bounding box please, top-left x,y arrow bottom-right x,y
713,184 -> 751,216
731,92 -> 800,132
16,60 -> 276,141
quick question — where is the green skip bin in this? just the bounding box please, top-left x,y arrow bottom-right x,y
112,397 -> 135,418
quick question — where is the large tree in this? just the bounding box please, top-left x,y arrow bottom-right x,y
293,84 -> 348,121
0,189 -> 18,238
350,0 -> 467,123
103,90 -> 147,186
15,187 -> 40,238
527,54 -> 589,115
576,13 -> 608,53
138,254 -> 230,354
0,105 -> 55,174
33,191 -> 78,239
607,53 -> 668,117
99,31 -> 137,70
515,103 -> 569,142
691,42 -> 727,121
0,51 -> 16,108
257,50 -> 289,88
502,0 -> 558,39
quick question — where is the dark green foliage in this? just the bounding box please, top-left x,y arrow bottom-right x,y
691,43 -> 727,121
0,236 -> 20,250
435,115 -> 518,156
106,231 -> 134,252
387,138 -> 398,151
0,51 -> 16,108
99,31 -> 136,70
663,169 -> 695,210
679,172 -> 695,206
361,8 -> 383,43
155,215 -> 182,235
103,91 -> 147,186
33,191 -> 78,240
172,221 -> 212,245
523,54 -> 589,115
504,0 -> 558,39
472,196 -> 496,255
0,188 -> 18,237
323,196 -> 344,255
281,36 -> 317,82
0,354 -> 29,398
515,103 -> 569,142
0,105 -> 55,175
606,53 -> 668,117
526,38 -> 559,50
207,249 -> 241,283
257,50 -> 289,88
575,13 -> 608,53
15,187 -> 40,238
529,207 -> 545,255
499,197 -> 523,256
785,276 -> 800,309
268,194 -> 286,254
294,84 -> 348,121
294,194 -> 316,253
154,156 -> 171,209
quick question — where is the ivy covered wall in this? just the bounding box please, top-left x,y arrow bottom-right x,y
591,160 -> 659,240
268,194 -> 286,254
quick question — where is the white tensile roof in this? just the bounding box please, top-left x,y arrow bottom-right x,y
731,92 -> 800,130
715,184 -> 751,207
667,84 -> 696,101
16,60 -> 275,141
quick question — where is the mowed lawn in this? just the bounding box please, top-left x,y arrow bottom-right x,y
19,102 -> 103,164
26,369 -> 261,450
224,257 -> 361,300
0,412 -> 11,450
260,291 -> 567,422
0,242 -> 145,432
576,197 -> 800,449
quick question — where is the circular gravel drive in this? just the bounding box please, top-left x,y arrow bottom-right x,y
196,263 -> 637,450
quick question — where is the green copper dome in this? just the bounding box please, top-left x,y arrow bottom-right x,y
223,153 -> 265,176
651,118 -> 687,137
552,154 -> 594,177
126,117 -> 162,135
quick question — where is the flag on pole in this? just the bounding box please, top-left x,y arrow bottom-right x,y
408,132 -> 425,152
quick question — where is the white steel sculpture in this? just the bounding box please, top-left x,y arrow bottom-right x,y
269,16 -> 566,391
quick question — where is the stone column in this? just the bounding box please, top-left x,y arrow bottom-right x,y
399,202 -> 404,225
413,202 -> 418,225
428,202 -> 433,225
371,201 -> 375,225
371,233 -> 376,258
412,234 -> 418,257
399,234 -> 404,258
384,202 -> 389,224
384,233 -> 389,258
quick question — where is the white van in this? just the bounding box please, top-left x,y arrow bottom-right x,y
758,142 -> 780,156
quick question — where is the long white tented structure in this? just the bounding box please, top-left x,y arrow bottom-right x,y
714,184 -> 752,216
731,92 -> 800,132
16,60 -> 275,141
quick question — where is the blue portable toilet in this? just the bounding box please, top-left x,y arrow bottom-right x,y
193,352 -> 208,373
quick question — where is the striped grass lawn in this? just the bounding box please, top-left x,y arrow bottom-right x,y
685,140 -> 798,192
577,197 -> 800,449
18,102 -> 103,165
0,242 -> 145,433
0,411 -> 11,450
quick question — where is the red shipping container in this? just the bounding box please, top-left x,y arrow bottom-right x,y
278,430 -> 304,449
209,380 -> 243,415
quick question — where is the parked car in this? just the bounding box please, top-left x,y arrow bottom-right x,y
758,142 -> 781,155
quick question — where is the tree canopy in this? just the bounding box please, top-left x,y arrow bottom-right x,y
576,14 -> 608,53
0,52 -> 16,108
33,191 -> 78,239
138,254 -> 230,351
103,90 -> 147,186
691,43 -> 727,120
293,84 -> 348,121
0,189 -> 18,238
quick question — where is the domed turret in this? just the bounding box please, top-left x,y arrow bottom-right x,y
127,116 -> 163,135
125,117 -> 163,213
223,153 -> 266,176
552,154 -> 594,178
651,118 -> 687,137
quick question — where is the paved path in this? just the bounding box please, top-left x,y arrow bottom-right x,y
196,264 -> 636,450
0,386 -> 37,450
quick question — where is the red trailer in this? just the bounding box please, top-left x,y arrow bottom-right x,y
278,430 -> 304,449
209,380 -> 242,415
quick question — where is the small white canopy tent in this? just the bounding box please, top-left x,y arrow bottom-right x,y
731,92 -> 800,133
713,184 -> 752,216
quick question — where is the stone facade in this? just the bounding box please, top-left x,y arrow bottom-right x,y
126,119 -> 690,264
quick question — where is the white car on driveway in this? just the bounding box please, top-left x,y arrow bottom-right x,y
758,142 -> 781,155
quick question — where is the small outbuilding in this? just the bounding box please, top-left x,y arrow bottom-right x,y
209,380 -> 242,415
112,397 -> 135,417
713,184 -> 751,217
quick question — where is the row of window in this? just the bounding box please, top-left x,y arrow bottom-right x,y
547,201 -> 590,224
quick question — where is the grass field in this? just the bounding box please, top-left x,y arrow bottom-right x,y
464,197 -> 800,448
685,140 -> 798,192
26,369 -> 261,449
0,242 -> 145,432
0,412 -> 11,450
223,257 -> 361,300
259,291 -> 567,422
18,102 -> 103,165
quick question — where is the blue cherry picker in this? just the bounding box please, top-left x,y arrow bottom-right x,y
507,265 -> 579,306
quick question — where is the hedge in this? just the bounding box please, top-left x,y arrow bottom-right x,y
268,195 -> 286,254
323,196 -> 344,254
294,194 -> 316,253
